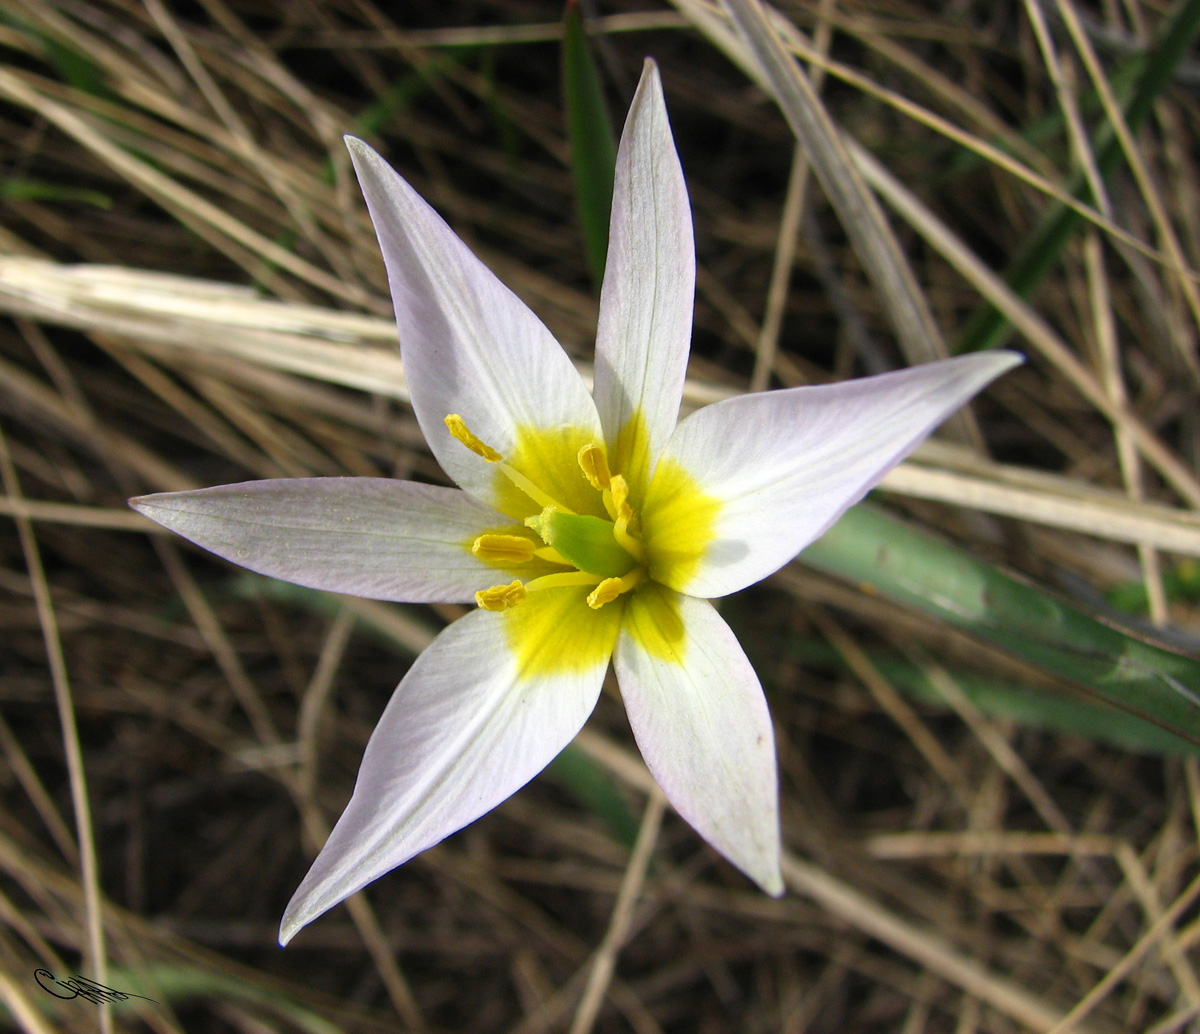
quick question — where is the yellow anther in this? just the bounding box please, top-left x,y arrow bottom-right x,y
587,568 -> 644,609
475,580 -> 527,611
587,578 -> 624,609
578,444 -> 612,492
609,475 -> 632,523
472,534 -> 537,564
445,414 -> 502,462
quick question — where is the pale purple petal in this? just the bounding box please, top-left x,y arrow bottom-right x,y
615,585 -> 782,894
130,478 -> 504,603
592,60 -> 695,497
279,599 -> 614,944
346,138 -> 603,516
647,352 -> 1022,597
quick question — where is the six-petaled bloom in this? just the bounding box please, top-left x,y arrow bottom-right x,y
130,60 -> 1020,945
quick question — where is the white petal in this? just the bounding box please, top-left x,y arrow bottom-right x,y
615,585 -> 782,894
280,600 -> 613,944
346,138 -> 602,515
131,479 -> 504,603
650,352 -> 1022,597
592,60 -> 695,497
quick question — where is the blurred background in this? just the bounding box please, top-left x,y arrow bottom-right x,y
2,0 -> 1200,1031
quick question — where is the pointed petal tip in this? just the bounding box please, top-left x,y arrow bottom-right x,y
277,910 -> 304,948
127,492 -> 169,519
734,844 -> 784,898
986,348 -> 1025,373
728,837 -> 784,897
344,137 -> 397,189
759,865 -> 785,898
344,136 -> 382,176
633,56 -> 665,107
950,348 -> 1024,393
949,348 -> 1023,377
278,881 -> 333,947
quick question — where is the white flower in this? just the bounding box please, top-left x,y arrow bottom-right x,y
131,60 -> 1020,945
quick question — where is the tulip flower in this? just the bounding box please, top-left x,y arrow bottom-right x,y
131,60 -> 1019,945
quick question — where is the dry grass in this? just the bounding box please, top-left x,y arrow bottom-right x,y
2,1 -> 1200,1032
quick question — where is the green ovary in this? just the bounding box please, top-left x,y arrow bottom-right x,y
527,509 -> 638,577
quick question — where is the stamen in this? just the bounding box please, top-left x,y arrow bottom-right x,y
475,580 -> 527,611
505,465 -> 567,512
578,444 -> 612,491
610,475 -> 631,520
586,568 -> 644,609
533,545 -> 570,565
445,414 -> 501,462
472,534 -> 537,564
613,529 -> 643,563
525,571 -> 604,592
608,475 -> 646,563
445,413 -> 573,513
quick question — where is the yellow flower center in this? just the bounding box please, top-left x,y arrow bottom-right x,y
445,413 -> 722,675
446,415 -> 648,611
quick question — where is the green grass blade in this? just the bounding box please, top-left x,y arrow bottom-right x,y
562,1 -> 617,289
900,659 -> 1200,757
944,59 -> 1143,181
957,0 -> 1200,354
801,505 -> 1200,745
788,638 -> 1200,756
0,178 -> 111,207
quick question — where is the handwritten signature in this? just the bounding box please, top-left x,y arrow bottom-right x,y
34,970 -> 157,1005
